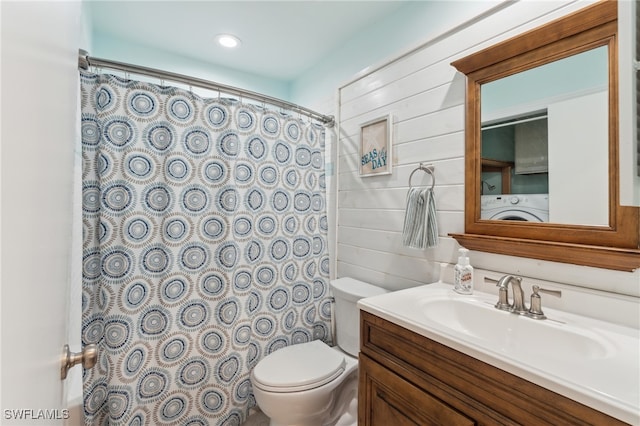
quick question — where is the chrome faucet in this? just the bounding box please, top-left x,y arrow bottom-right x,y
496,275 -> 527,315
485,275 -> 562,320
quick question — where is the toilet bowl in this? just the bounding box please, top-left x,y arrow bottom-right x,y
250,277 -> 388,426
251,340 -> 358,426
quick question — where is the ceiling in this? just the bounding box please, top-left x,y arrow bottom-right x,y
88,1 -> 409,82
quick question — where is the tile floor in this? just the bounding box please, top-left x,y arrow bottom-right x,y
242,409 -> 270,426
241,394 -> 357,426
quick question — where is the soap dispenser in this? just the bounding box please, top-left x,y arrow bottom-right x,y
454,248 -> 474,294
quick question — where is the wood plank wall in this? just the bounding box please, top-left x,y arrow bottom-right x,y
335,1 -> 593,291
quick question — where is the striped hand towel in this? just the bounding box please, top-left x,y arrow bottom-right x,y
402,187 -> 438,249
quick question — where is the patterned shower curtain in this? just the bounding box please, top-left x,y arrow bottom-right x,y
80,71 -> 332,425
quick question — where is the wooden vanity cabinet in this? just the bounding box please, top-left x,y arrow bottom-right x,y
358,311 -> 628,425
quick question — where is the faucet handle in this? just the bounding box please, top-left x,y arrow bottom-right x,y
527,285 -> 561,320
535,286 -> 562,298
485,277 -> 511,310
495,285 -> 510,311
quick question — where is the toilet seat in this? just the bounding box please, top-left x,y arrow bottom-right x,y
251,340 -> 346,393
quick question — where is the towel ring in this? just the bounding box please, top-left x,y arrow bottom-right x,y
408,164 -> 435,190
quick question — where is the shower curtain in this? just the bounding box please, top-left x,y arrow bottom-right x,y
80,71 -> 332,425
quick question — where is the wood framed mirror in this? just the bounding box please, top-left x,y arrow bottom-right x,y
450,1 -> 640,271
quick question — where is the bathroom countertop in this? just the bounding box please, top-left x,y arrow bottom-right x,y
358,283 -> 640,425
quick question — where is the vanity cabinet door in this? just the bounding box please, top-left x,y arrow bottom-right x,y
359,353 -> 474,426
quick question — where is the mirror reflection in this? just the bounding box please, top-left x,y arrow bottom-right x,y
480,46 -> 608,226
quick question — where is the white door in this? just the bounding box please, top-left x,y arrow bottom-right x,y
1,2 -> 83,424
548,90 -> 609,226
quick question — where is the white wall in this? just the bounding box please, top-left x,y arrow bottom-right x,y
290,1 -> 501,107
336,0 -> 640,297
1,0 -> 83,421
90,32 -> 292,101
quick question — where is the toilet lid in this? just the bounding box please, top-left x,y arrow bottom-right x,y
252,340 -> 346,392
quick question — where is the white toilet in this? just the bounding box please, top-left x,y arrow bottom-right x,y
250,277 -> 388,426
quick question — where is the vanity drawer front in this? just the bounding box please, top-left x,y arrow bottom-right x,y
360,311 -> 629,426
359,353 -> 475,426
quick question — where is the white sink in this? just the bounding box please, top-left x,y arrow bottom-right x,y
358,283 -> 640,425
421,297 -> 613,361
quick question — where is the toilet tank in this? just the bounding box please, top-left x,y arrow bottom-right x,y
330,277 -> 389,356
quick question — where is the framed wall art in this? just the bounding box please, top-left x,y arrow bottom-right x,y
359,114 -> 392,177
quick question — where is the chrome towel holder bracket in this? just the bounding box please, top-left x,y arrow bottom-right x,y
408,163 -> 435,190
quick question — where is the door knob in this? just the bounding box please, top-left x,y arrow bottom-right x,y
61,344 -> 98,380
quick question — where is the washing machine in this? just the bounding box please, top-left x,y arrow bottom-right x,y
480,194 -> 549,222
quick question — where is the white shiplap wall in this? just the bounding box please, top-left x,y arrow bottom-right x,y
335,0 -> 640,295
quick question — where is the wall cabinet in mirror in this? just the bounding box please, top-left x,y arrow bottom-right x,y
450,1 -> 640,271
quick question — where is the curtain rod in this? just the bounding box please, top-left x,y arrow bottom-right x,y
78,49 -> 335,128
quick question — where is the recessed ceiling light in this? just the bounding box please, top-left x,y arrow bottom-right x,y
215,34 -> 241,49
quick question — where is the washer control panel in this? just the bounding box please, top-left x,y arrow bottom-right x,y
481,194 -> 549,210
482,195 -> 523,207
